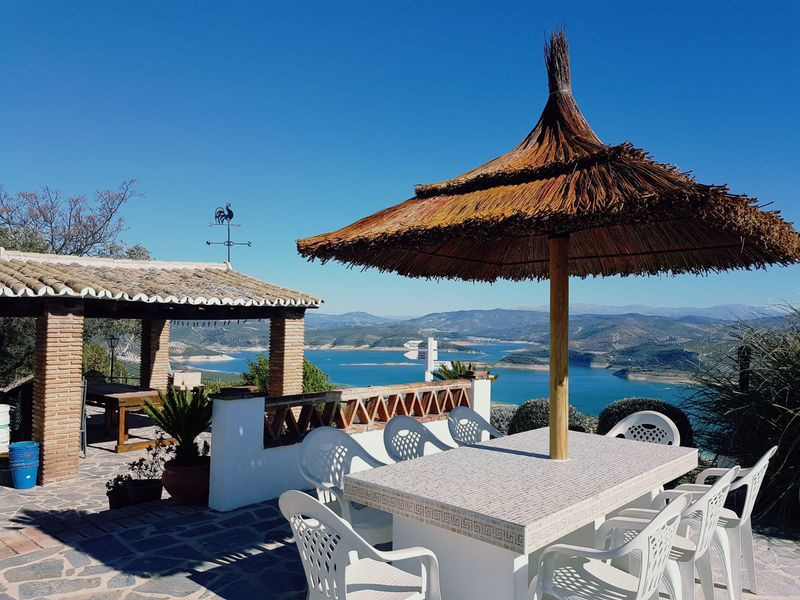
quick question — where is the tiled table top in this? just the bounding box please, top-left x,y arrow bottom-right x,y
344,428 -> 697,554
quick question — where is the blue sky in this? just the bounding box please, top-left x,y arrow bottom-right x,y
1,1 -> 798,315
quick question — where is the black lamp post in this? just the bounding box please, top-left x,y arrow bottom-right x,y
107,336 -> 119,382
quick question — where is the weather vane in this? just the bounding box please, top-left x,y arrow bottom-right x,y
206,203 -> 252,263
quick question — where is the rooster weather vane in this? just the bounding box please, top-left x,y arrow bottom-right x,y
206,203 -> 251,263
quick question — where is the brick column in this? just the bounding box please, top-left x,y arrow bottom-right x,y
268,312 -> 304,396
141,319 -> 170,389
32,302 -> 85,484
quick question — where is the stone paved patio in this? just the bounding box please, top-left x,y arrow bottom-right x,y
0,413 -> 797,599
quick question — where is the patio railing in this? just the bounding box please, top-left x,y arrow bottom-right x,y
263,380 -> 472,447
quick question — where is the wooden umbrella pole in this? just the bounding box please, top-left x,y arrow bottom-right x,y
549,235 -> 569,459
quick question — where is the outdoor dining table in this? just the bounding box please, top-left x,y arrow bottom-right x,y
85,382 -> 165,453
344,428 -> 697,600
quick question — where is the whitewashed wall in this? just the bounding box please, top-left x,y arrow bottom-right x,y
209,379 -> 491,512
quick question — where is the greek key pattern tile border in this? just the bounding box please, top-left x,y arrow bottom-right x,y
345,480 -> 526,553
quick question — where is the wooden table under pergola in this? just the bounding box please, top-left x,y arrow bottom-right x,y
298,30 -> 800,460
0,249 -> 320,484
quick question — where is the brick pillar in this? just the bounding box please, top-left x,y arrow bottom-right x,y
141,319 -> 170,389
268,312 -> 304,396
32,302 -> 84,484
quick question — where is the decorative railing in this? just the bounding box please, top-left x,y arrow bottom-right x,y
263,380 -> 472,447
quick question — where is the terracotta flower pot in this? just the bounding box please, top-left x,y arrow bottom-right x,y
162,457 -> 210,505
127,478 -> 164,504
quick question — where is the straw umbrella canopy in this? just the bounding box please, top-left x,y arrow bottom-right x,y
298,31 -> 800,459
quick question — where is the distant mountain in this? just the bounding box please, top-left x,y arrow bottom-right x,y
170,305 -> 789,376
306,311 -> 399,329
518,303 -> 783,320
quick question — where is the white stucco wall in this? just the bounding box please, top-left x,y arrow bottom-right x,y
209,380 -> 491,512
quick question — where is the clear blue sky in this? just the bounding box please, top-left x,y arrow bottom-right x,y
2,1 -> 798,315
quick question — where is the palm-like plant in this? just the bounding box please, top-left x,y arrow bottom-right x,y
144,387 -> 212,466
433,360 -> 498,381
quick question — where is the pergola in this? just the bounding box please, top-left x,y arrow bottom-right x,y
0,249 -> 320,484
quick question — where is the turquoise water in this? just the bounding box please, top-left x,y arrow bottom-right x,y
187,342 -> 690,416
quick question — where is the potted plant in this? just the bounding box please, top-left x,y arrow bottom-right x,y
106,474 -> 133,509
144,387 -> 212,505
126,432 -> 171,504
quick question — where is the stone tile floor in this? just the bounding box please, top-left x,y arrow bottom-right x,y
0,411 -> 797,599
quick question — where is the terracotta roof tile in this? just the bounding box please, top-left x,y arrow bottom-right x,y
0,250 -> 320,308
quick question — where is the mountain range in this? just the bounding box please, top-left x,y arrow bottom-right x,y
170,304 -> 787,376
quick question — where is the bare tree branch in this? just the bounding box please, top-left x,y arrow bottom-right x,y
0,180 -> 138,256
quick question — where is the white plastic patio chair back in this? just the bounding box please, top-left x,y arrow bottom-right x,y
533,494 -> 690,600
279,490 -> 441,600
630,495 -> 691,599
299,426 -> 385,507
685,466 -> 740,557
736,446 -> 778,524
605,410 -> 680,446
447,406 -> 504,446
383,415 -> 451,462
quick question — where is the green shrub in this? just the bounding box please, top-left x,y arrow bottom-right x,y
144,387 -> 212,466
83,343 -> 129,381
507,398 -> 590,435
490,403 -> 517,434
242,353 -> 334,394
685,307 -> 800,523
596,397 -> 694,447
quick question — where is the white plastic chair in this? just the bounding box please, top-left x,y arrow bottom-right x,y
529,493 -> 690,600
605,410 -> 681,446
614,467 -> 740,600
280,490 -> 442,600
383,415 -> 452,462
299,426 -> 391,545
447,406 -> 504,446
674,446 -> 778,598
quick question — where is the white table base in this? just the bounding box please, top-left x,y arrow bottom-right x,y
394,515 -> 530,600
394,507 -> 641,600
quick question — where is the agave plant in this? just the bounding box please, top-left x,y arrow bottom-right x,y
144,387 -> 212,466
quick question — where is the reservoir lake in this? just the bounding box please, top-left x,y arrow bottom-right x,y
185,342 -> 690,416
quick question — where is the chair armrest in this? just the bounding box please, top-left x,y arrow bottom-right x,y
616,508 -> 658,520
372,546 -> 441,600
596,516 -> 650,545
728,468 -> 752,491
486,423 -> 505,439
675,483 -> 710,494
317,482 -> 352,521
361,454 -> 387,469
694,467 -> 733,485
651,489 -> 693,508
431,436 -> 455,452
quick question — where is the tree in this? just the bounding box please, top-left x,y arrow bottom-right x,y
242,353 -> 335,394
0,179 -> 139,256
0,180 -> 142,386
83,343 -> 130,381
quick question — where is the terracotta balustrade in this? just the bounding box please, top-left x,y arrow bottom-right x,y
263,380 -> 472,447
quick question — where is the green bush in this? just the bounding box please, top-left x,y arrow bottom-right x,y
507,398 -> 590,435
596,397 -> 694,448
685,307 -> 800,523
490,403 -> 517,434
83,343 -> 129,381
144,387 -> 212,466
242,353 -> 334,394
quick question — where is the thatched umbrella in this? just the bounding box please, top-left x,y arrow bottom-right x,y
297,31 -> 800,459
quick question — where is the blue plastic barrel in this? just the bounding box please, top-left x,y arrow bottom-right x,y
9,441 -> 39,489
